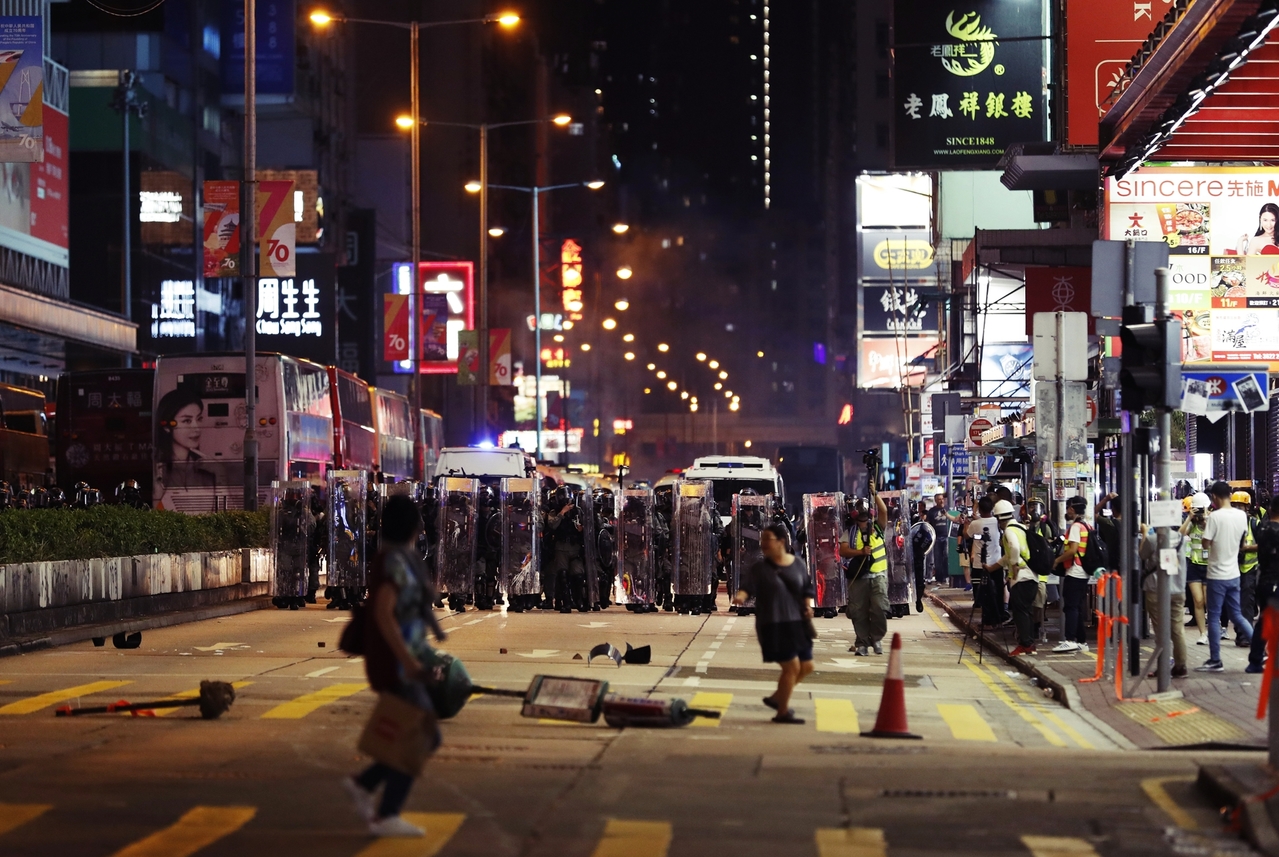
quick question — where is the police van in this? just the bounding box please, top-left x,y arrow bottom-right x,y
682,455 -> 784,525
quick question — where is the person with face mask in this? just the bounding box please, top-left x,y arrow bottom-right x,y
1052,496 -> 1092,654
840,489 -> 889,656
985,499 -> 1037,656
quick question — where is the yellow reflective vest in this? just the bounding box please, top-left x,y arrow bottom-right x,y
853,526 -> 888,575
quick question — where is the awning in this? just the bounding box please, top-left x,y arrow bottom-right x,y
1100,0 -> 1279,174
0,282 -> 136,354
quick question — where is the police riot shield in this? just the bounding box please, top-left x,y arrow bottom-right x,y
731,493 -> 773,609
327,470 -> 366,591
886,512 -> 913,613
578,488 -> 600,607
437,477 -> 480,601
593,489 -> 618,605
909,520 -> 937,584
672,480 -> 715,598
617,488 -> 655,605
366,480 -> 387,559
500,477 -> 541,599
804,493 -> 847,611
271,480 -> 313,604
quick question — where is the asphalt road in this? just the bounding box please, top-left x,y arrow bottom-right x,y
0,599 -> 1263,856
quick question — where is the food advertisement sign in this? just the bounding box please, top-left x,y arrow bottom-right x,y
892,0 -> 1048,168
1105,168 -> 1279,368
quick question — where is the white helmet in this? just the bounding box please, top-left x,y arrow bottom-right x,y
1190,492 -> 1210,510
992,499 -> 1016,519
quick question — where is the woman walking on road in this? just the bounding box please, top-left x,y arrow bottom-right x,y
344,495 -> 448,837
734,523 -> 815,724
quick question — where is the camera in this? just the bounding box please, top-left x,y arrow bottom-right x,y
862,447 -> 882,489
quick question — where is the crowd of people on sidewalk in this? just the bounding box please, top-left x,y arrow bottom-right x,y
921,481 -> 1279,676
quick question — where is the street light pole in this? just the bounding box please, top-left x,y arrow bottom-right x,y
532,187 -> 542,462
410,20 -> 423,475
478,122 -> 489,440
242,0 -> 257,512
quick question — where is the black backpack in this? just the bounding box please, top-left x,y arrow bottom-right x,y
1256,519 -> 1279,576
1009,522 -> 1056,579
1075,521 -> 1110,574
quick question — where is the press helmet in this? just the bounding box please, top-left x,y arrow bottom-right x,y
1182,496 -> 1193,512
1191,492 -> 1211,510
992,499 -> 1016,520
1232,490 -> 1252,505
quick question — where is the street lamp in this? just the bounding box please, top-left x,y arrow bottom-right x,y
409,111 -> 573,438
485,179 -> 604,459
311,8 -> 518,476
614,299 -> 630,311
622,333 -> 635,342
696,352 -> 707,361
602,318 -> 617,330
612,223 -> 629,234
616,266 -> 633,280
488,226 -> 506,237
657,343 -> 669,352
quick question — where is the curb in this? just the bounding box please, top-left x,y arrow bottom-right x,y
927,590 -> 1140,751
0,596 -> 273,657
1198,764 -> 1279,857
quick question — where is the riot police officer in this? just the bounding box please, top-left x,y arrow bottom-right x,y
546,488 -> 588,612
474,485 -> 503,611
654,485 -> 675,611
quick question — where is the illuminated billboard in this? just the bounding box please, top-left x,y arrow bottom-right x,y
388,261 -> 474,375
1105,167 -> 1279,368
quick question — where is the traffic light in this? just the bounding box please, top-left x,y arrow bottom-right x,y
1119,306 -> 1181,411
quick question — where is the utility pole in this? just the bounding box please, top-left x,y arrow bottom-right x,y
112,70 -> 146,368
1154,267 -> 1173,693
409,21 -> 423,477
478,122 -> 489,441
242,0 -> 258,511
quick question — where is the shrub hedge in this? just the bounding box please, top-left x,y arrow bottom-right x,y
0,506 -> 270,564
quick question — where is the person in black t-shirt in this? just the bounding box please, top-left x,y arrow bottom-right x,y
926,493 -> 960,586
1247,504 -> 1279,673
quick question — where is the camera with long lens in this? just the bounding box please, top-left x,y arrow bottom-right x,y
862,447 -> 882,489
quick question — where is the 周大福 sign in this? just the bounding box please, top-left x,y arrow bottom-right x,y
892,0 -> 1048,168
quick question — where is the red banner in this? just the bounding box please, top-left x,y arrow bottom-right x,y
202,180 -> 240,278
383,294 -> 409,362
255,179 -> 295,277
1025,267 -> 1093,335
1064,0 -> 1164,147
489,328 -> 512,386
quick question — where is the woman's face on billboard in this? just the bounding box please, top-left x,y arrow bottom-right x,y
170,403 -> 203,457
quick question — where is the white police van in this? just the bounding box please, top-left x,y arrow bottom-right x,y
682,455 -> 785,526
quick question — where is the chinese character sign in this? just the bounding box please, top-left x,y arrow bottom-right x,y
256,179 -> 295,276
0,18 -> 43,163
561,238 -> 584,319
892,0 -> 1048,168
203,180 -> 240,277
251,252 -> 336,365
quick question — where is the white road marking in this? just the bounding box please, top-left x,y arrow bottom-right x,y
578,622 -> 611,628
305,666 -> 340,678
683,676 -> 701,687
824,658 -> 868,669
192,643 -> 248,652
517,650 -> 561,658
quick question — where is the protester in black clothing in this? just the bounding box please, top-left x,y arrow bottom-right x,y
1247,504 -> 1279,674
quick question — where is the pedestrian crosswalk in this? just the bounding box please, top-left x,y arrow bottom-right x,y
0,804 -> 1113,857
0,675 -> 1087,746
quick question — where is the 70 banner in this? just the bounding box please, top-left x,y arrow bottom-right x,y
256,179 -> 296,277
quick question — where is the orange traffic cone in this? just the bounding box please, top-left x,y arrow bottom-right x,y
861,632 -> 922,740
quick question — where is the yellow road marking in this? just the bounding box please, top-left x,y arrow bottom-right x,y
109,806 -> 255,857
1141,776 -> 1199,831
815,698 -> 859,733
148,682 -> 253,717
589,819 -> 672,857
937,703 -> 997,742
0,680 -> 132,715
260,683 -> 367,719
962,661 -> 1066,747
816,827 -> 887,857
1021,835 -> 1100,857
689,692 -> 732,727
923,602 -> 953,632
354,812 -> 465,857
981,663 -> 1095,750
0,803 -> 50,837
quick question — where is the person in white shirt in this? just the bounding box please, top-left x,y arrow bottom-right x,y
1051,496 -> 1092,653
967,496 -> 1006,623
1196,481 -> 1254,672
984,499 -> 1037,656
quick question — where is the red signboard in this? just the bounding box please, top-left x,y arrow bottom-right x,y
30,105 -> 66,249
1024,266 -> 1094,335
968,418 -> 993,445
203,180 -> 240,278
1064,0 -> 1164,146
383,294 -> 409,362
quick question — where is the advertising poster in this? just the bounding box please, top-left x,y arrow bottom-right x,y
457,330 -> 479,385
221,0 -> 295,96
0,17 -> 42,163
420,294 -> 448,361
1063,0 -> 1164,146
1106,168 -> 1279,369
203,180 -> 240,278
858,336 -> 939,388
253,252 -> 335,365
383,294 -> 409,362
980,342 -> 1033,396
892,0 -> 1048,168
489,328 -> 512,386
255,179 -> 295,277
863,285 -> 941,334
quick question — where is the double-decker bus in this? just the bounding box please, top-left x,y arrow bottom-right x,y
55,369 -> 155,502
327,367 -> 377,472
152,353 -> 333,513
0,383 -> 50,488
417,408 -> 443,481
372,387 -> 414,481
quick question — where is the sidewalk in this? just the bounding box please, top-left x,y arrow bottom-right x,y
928,584 -> 1266,750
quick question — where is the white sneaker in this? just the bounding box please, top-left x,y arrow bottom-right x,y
1078,643 -> 1090,654
1051,641 -> 1080,653
369,815 -> 425,837
342,776 -> 377,823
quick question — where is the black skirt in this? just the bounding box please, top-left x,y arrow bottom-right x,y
756,620 -> 814,663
